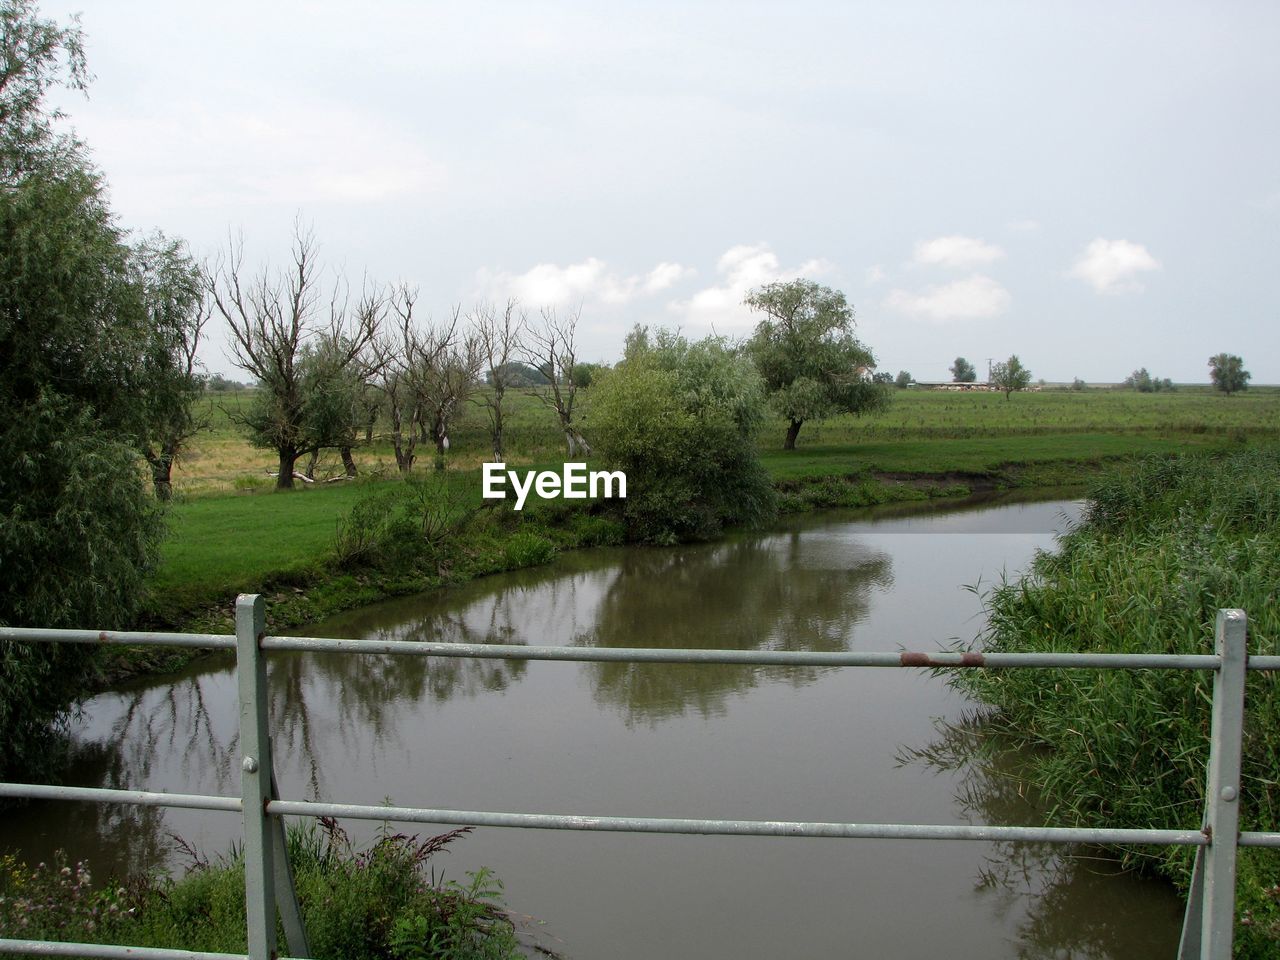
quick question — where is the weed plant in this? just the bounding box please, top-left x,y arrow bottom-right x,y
953,450 -> 1280,954
0,821 -> 523,959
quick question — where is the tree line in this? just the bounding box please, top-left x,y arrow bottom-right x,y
205,227 -> 605,489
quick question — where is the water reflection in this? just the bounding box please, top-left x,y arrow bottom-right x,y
581,534 -> 892,724
0,495 -> 1185,958
900,717 -> 1184,959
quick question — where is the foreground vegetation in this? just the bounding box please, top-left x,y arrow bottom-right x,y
0,822 -> 523,959
952,451 -> 1280,956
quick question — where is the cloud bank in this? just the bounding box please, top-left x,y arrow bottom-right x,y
913,235 -> 1005,269
1068,238 -> 1161,294
883,274 -> 1011,322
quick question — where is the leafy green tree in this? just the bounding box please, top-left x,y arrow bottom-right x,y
0,0 -> 88,179
990,355 -> 1031,399
950,357 -> 977,383
1124,368 -> 1175,393
1124,367 -> 1153,392
894,370 -> 912,389
0,2 -> 171,776
1208,353 -> 1250,395
590,327 -> 776,543
744,279 -> 888,449
131,231 -> 209,499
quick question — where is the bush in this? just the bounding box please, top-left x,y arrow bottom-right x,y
334,477 -> 474,571
590,328 -> 777,543
501,531 -> 556,569
0,824 -> 523,959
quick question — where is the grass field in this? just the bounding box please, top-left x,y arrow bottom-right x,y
143,385 -> 1279,630
177,385 -> 1280,495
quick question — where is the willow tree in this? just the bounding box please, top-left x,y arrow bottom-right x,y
132,231 -> 209,499
207,227 -> 383,488
744,279 -> 888,449
0,0 -> 169,777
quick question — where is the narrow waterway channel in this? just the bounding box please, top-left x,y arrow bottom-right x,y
3,494 -> 1187,957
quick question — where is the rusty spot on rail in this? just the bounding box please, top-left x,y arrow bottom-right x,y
898,651 -> 987,668
98,631 -> 110,643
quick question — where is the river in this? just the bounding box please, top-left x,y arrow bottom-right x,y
1,494 -> 1186,957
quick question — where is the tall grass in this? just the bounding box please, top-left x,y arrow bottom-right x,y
0,821 -> 525,959
953,450 -> 1280,954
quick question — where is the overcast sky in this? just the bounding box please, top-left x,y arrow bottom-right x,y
41,0 -> 1280,382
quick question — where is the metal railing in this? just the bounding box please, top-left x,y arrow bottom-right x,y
1,597 -> 1277,960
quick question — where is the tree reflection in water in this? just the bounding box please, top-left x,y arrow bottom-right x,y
899,716 -> 1183,959
582,531 -> 893,725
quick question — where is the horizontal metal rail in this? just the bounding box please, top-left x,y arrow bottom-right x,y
5,626 -> 1278,672
9,781 -> 1280,847
0,940 -> 249,960
269,799 -> 1214,846
0,628 -> 234,650
0,600 -> 1270,960
0,783 -> 240,812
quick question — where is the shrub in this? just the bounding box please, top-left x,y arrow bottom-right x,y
590,328 -> 777,543
501,531 -> 556,569
0,824 -> 522,959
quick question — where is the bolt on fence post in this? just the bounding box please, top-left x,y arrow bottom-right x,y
237,594 -> 279,960
1201,608 -> 1248,959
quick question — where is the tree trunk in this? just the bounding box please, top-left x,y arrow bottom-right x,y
304,449 -> 319,480
340,445 -> 358,477
784,418 -> 803,450
364,410 -> 376,443
276,450 -> 298,490
393,438 -> 414,474
150,458 -> 174,501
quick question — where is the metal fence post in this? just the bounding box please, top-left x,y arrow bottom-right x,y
237,594 -> 279,960
1196,609 -> 1248,959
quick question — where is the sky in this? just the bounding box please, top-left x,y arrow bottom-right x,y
39,0 -> 1280,383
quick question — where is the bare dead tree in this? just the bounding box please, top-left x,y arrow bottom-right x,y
206,225 -> 382,489
372,285 -> 437,475
470,298 -> 525,461
415,307 -> 483,470
523,305 -> 591,457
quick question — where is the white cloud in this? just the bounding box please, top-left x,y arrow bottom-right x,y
478,257 -> 694,307
671,243 -> 832,331
865,264 -> 886,285
913,235 -> 1005,269
883,274 -> 1011,322
1068,238 -> 1162,294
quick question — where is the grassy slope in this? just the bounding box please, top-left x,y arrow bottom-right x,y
145,387 -> 1279,629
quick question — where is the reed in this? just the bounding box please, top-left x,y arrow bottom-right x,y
953,450 -> 1280,954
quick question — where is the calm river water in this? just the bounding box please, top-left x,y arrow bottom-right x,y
3,495 -> 1186,957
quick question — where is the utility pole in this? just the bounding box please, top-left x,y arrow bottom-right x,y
986,358 -> 994,384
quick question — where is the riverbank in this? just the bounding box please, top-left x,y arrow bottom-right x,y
950,449 -> 1280,957
99,433 -> 1263,689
